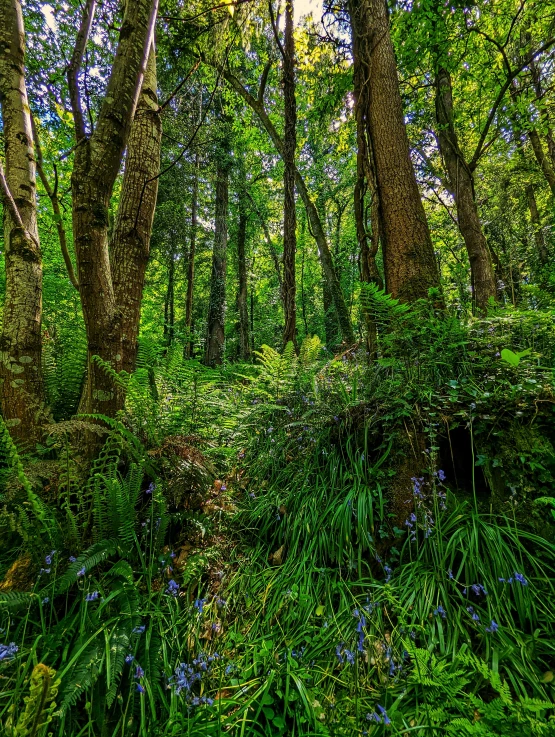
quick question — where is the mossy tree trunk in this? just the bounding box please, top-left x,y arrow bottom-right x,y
0,0 -> 44,441
71,0 -> 159,416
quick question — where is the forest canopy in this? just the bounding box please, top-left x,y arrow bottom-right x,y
0,0 -> 555,734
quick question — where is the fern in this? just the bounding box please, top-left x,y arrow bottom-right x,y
5,663 -> 60,737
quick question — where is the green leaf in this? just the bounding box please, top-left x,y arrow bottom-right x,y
500,349 -> 520,366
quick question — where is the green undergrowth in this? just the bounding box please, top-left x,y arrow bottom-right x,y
1,299 -> 555,736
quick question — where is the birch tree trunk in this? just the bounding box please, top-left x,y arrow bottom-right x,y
0,0 -> 44,441
348,0 -> 441,303
434,66 -> 497,312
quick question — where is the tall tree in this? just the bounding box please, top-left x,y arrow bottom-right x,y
205,126 -> 231,367
279,0 -> 297,347
0,0 -> 44,441
111,42 -> 161,379
236,194 -> 250,359
348,0 -> 441,302
70,0 -> 159,415
434,63 -> 497,311
184,151 -> 200,359
218,66 -> 356,344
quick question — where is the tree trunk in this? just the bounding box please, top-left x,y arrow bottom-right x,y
282,0 -> 297,348
166,254 -> 175,344
526,183 -> 549,266
528,127 -> 555,196
352,24 -> 382,356
205,145 -> 230,367
73,0 -> 158,417
111,42 -> 161,380
184,151 -> 199,358
348,0 -> 441,303
434,66 -> 497,312
236,200 -> 250,360
218,67 -> 355,344
0,0 -> 44,441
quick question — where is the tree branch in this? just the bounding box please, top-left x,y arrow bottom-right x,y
158,59 -> 201,112
30,115 -> 79,289
258,59 -> 272,104
67,0 -> 96,141
0,159 -> 24,230
469,37 -> 555,170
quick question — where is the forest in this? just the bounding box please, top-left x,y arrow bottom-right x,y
0,0 -> 555,734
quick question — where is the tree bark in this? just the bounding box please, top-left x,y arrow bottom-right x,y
72,0 -> 158,416
0,0 -> 44,441
434,65 -> 497,312
111,42 -> 161,379
216,65 -> 355,344
282,0 -> 297,348
526,183 -> 549,266
184,151 -> 199,359
165,254 -> 175,344
352,25 -> 382,356
236,199 -> 250,360
348,0 -> 441,303
205,143 -> 230,367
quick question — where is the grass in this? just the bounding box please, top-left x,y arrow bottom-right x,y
1,310 -> 555,736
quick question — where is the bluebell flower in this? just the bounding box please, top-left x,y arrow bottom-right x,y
437,469 -> 446,482
0,643 -> 18,661
384,565 -> 392,583
513,572 -> 528,586
485,620 -> 499,633
367,712 -> 380,722
39,568 -> 51,575
448,569 -> 454,579
42,597 -> 49,604
133,625 -> 146,634
45,550 -> 56,566
433,605 -> 446,618
169,551 -> 176,559
125,654 -> 135,664
471,583 -> 488,597
135,665 -> 144,679
467,606 -> 480,623
77,567 -> 86,577
344,649 -> 355,665
194,598 -> 206,614
378,705 -> 391,725
166,579 -> 180,596
86,591 -> 99,602
221,484 -> 227,491
335,644 -> 344,664
136,684 -> 145,694
69,556 -> 77,563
